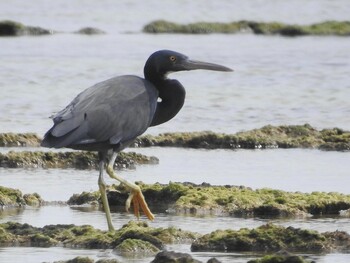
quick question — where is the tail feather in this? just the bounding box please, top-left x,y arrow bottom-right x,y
41,122 -> 89,148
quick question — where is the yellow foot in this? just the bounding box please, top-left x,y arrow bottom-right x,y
126,187 -> 155,221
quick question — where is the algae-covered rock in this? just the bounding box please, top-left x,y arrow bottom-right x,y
191,224 -> 340,253
0,133 -> 41,147
248,254 -> 312,263
134,124 -> 350,151
0,151 -> 158,169
115,238 -> 159,255
23,193 -> 44,206
69,182 -> 350,217
53,257 -> 94,263
0,20 -> 52,36
75,27 -> 106,35
143,20 -> 350,36
151,250 -> 201,263
0,221 -> 198,249
0,186 -> 44,207
0,186 -> 26,206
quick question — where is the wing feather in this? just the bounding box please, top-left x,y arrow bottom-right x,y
41,75 -> 158,149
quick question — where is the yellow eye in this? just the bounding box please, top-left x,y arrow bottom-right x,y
169,56 -> 176,62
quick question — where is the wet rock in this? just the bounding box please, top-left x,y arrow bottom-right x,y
133,124 -> 350,151
0,186 -> 26,207
0,20 -> 52,36
53,258 -> 121,263
23,193 -> 44,206
339,208 -> 350,217
114,238 -> 159,255
75,27 -> 106,35
0,221 -> 198,249
0,151 -> 158,169
191,224 -> 344,253
53,257 -> 94,263
151,250 -> 201,263
144,20 -> 350,36
67,191 -> 100,206
0,133 -> 41,147
68,183 -> 350,217
248,254 -> 313,263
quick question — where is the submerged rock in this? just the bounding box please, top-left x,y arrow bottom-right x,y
143,20 -> 350,36
191,223 -> 350,253
68,182 -> 350,218
0,20 -> 52,36
133,124 -> 350,151
0,133 -> 41,147
0,151 -> 158,169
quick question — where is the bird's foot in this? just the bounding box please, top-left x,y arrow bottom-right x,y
106,164 -> 154,220
126,186 -> 155,221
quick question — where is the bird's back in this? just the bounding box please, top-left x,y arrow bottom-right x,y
41,75 -> 158,151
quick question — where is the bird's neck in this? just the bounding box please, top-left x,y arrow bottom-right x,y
150,78 -> 186,127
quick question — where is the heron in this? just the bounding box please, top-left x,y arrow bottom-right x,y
41,50 -> 232,231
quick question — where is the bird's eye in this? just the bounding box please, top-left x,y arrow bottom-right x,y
169,56 -> 177,62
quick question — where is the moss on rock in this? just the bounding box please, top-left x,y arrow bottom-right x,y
0,20 -> 52,36
0,186 -> 26,206
23,193 -> 44,206
143,20 -> 350,36
75,27 -> 106,35
0,151 -> 158,169
0,221 -> 198,249
248,254 -> 312,263
134,124 -> 350,151
191,223 -> 350,253
0,133 -> 41,147
69,182 -> 350,218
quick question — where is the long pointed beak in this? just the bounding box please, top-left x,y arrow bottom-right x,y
182,59 -> 233,72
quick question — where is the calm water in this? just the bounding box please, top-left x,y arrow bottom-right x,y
1,0 -> 350,262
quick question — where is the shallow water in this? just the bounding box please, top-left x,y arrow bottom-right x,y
1,0 -> 350,262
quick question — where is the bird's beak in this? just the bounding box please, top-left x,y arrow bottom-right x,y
182,59 -> 233,72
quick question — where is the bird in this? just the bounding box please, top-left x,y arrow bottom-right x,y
41,50 -> 232,231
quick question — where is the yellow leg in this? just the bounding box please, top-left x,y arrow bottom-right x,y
98,160 -> 115,232
106,161 -> 155,221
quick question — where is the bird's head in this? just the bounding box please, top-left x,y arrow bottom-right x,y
144,50 -> 232,82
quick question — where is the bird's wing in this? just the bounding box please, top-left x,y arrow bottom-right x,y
42,75 -> 158,148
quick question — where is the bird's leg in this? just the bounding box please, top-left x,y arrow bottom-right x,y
98,153 -> 115,232
106,152 -> 155,221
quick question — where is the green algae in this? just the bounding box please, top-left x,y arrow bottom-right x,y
0,221 -> 198,249
191,223 -> 349,253
0,133 -> 41,147
143,20 -> 350,36
0,186 -> 26,206
115,238 -> 159,255
134,124 -> 350,151
0,186 -> 44,208
0,20 -> 52,36
69,183 -> 350,217
0,151 -> 158,169
23,193 -> 44,206
248,254 -> 312,263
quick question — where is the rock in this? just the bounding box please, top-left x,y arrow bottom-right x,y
133,124 -> 350,151
151,251 -> 201,263
0,221 -> 198,249
191,223 -> 350,253
0,20 -> 52,36
143,20 -> 350,36
23,193 -> 44,206
0,151 -> 158,169
68,182 -> 350,217
0,186 -> 26,207
75,27 -> 106,35
0,133 -> 41,147
114,238 -> 159,255
248,254 -> 313,263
